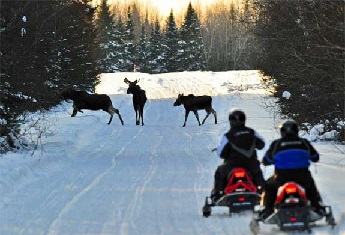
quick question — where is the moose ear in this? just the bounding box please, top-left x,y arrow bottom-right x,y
124,78 -> 129,84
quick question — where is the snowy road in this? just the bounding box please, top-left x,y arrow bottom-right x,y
0,71 -> 344,235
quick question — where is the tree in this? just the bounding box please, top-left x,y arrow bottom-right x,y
136,15 -> 151,73
55,0 -> 98,91
113,16 -> 126,71
164,10 -> 181,72
253,0 -> 344,141
0,0 -> 98,150
123,6 -> 136,71
94,0 -> 118,72
202,0 -> 257,71
148,19 -> 166,73
179,3 -> 206,71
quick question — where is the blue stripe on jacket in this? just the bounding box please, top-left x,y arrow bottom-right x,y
273,149 -> 311,169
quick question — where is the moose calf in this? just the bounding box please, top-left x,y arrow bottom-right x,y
173,93 -> 217,127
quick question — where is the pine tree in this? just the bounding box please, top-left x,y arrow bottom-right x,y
148,20 -> 166,73
56,0 -> 98,91
136,16 -> 151,73
179,3 -> 206,71
123,6 -> 135,71
164,10 -> 181,72
0,0 -> 97,149
94,0 -> 117,72
113,16 -> 126,71
254,0 -> 344,141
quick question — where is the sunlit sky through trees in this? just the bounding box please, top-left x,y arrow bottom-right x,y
140,0 -> 205,16
93,0 -> 219,17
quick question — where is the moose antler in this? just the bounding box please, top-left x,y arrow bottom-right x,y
125,78 -> 141,85
124,77 -> 130,84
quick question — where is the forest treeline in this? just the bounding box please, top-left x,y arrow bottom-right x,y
0,0 -> 344,152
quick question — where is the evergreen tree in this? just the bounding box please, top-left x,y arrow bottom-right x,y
94,0 -> 117,72
136,16 -> 151,73
148,20 -> 166,73
254,0 -> 344,141
0,0 -> 97,149
131,3 -> 142,44
164,10 -> 181,72
113,16 -> 126,71
179,3 -> 206,71
123,6 -> 135,71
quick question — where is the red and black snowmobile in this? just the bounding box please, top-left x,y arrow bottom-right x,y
202,167 -> 261,217
250,182 -> 336,234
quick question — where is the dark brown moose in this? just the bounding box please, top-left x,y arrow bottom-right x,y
124,78 -> 147,126
61,88 -> 124,125
173,93 -> 217,127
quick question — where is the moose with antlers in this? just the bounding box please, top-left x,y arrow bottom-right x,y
124,78 -> 147,126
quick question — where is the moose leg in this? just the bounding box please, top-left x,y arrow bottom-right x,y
203,108 -> 217,125
202,112 -> 210,125
140,106 -> 144,126
183,110 -> 190,127
193,111 -> 201,126
109,106 -> 124,125
212,109 -> 218,124
108,113 -> 114,125
116,109 -> 124,125
202,108 -> 212,124
106,108 -> 114,125
135,108 -> 140,125
71,108 -> 78,117
71,103 -> 80,117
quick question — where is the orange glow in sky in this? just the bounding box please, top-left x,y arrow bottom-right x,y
94,0 -> 220,19
147,0 -> 197,16
103,0 -> 212,17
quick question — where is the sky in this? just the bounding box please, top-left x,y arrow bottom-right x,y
97,0 -> 217,17
143,0 -> 196,16
0,71 -> 344,235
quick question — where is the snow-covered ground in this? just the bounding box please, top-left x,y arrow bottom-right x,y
0,71 -> 344,235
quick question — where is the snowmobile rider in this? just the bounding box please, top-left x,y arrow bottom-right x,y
260,119 -> 325,219
211,108 -> 266,202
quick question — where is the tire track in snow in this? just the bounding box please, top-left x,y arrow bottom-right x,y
47,127 -> 142,235
119,137 -> 161,235
118,101 -> 163,235
182,133 -> 230,235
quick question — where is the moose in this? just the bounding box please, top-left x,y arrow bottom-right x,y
61,88 -> 124,125
124,78 -> 147,125
173,94 -> 217,127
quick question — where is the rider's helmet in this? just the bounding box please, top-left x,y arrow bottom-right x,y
228,108 -> 246,128
279,119 -> 299,137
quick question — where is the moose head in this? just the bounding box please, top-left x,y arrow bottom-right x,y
173,94 -> 184,106
124,78 -> 141,94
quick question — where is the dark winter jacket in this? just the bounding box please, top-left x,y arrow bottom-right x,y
262,135 -> 319,172
216,126 -> 265,166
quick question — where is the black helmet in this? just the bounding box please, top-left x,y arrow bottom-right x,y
229,108 -> 246,128
279,119 -> 299,137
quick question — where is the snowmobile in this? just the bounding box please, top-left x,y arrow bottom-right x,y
202,167 -> 261,217
249,182 -> 336,234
